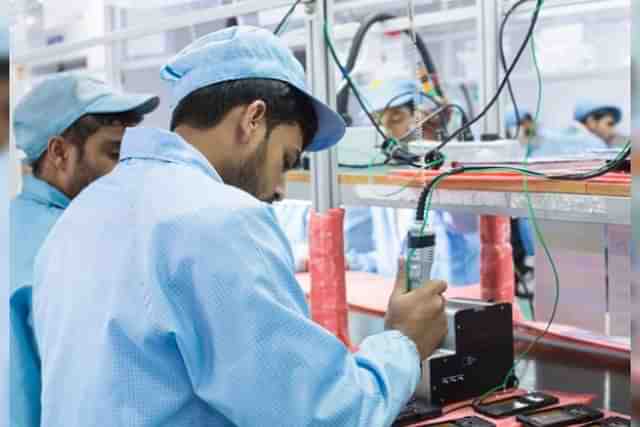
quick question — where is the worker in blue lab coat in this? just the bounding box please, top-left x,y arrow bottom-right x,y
366,79 -> 480,286
529,101 -> 619,158
9,74 -> 159,427
30,26 -> 447,426
1,19 -> 10,427
573,100 -> 624,147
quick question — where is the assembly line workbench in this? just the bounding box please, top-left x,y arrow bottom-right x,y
286,167 -> 631,413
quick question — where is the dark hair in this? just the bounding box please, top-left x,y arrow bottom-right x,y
520,113 -> 533,124
170,79 -> 318,147
580,109 -> 616,125
400,101 -> 415,115
0,59 -> 8,79
32,110 -> 143,177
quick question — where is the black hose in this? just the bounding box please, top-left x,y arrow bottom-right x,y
423,0 -> 543,158
499,0 -> 532,139
414,143 -> 630,222
460,83 -> 475,119
336,12 -> 443,124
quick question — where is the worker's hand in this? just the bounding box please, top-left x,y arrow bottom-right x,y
384,258 -> 448,361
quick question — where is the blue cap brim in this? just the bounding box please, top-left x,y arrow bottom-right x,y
576,105 -> 623,124
602,106 -> 622,124
86,93 -> 160,117
305,96 -> 346,152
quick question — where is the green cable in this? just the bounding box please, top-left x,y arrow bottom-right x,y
423,168 -> 559,401
518,13 -> 544,323
478,0 -> 560,401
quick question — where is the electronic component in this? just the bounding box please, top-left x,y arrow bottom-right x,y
415,300 -> 515,405
392,397 -> 443,427
403,415 -> 496,427
472,392 -> 558,418
516,404 -> 604,427
581,417 -> 630,427
407,222 -> 435,291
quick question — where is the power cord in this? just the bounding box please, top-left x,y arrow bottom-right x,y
336,12 -> 444,124
499,0 -> 534,139
422,0 -> 544,161
411,141 -> 629,404
324,21 -> 437,169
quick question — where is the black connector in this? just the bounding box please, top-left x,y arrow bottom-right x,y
606,157 -> 630,173
423,150 -> 445,170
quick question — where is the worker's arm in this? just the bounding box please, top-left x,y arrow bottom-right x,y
149,206 -> 421,427
9,287 -> 42,427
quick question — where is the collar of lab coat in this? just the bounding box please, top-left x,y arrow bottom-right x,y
120,127 -> 223,183
20,175 -> 71,210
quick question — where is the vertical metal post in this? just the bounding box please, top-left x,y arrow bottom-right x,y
305,0 -> 340,213
478,0 -> 502,136
104,5 -> 124,91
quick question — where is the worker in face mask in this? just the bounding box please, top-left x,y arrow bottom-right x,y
30,26 -> 448,426
10,74 -> 159,427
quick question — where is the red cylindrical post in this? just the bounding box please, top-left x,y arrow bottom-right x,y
308,208 -> 352,348
480,215 -> 515,304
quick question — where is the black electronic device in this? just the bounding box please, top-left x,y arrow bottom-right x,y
472,392 -> 558,418
415,299 -> 516,406
404,415 -> 496,427
581,417 -> 630,427
516,404 -> 604,427
392,397 -> 443,427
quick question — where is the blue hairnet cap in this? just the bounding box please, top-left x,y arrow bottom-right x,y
160,26 -> 346,152
574,100 -> 622,124
505,109 -> 533,129
365,79 -> 424,113
15,74 -> 160,164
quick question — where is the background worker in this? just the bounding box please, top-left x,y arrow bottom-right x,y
10,74 -> 159,427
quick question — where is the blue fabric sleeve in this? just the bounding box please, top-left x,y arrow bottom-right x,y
149,205 -> 421,426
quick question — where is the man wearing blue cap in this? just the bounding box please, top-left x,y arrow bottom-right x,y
368,79 -> 418,140
527,102 -> 615,158
31,26 -> 447,426
573,100 -> 623,147
10,74 -> 159,427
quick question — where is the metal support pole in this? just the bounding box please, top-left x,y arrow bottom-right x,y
478,0 -> 502,136
305,0 -> 340,213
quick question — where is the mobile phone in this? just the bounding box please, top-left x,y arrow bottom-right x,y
392,398 -> 442,427
516,404 -> 604,427
581,417 -> 630,427
418,416 -> 496,427
472,392 -> 558,418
